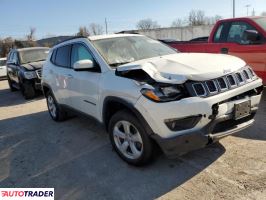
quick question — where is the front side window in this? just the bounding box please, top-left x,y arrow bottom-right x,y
19,49 -> 49,64
54,45 -> 71,68
227,21 -> 257,44
71,44 -> 94,67
92,36 -> 176,67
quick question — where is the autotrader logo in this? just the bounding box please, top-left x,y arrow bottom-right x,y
0,188 -> 54,200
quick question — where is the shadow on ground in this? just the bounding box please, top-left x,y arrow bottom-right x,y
0,111 -> 225,200
0,87 -> 44,107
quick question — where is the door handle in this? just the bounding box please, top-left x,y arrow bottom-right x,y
221,47 -> 229,54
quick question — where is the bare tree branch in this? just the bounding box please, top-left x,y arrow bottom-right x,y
136,18 -> 160,30
89,23 -> 104,35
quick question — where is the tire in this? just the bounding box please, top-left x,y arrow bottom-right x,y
7,76 -> 17,92
20,81 -> 36,99
46,91 -> 67,121
108,110 -> 153,166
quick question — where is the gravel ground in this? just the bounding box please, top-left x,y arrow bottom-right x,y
0,80 -> 265,200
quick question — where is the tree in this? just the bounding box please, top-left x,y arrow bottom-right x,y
89,23 -> 104,35
25,27 -> 37,47
205,15 -> 222,25
26,27 -> 36,41
171,18 -> 184,27
0,37 -> 14,57
262,12 -> 266,16
136,18 -> 160,30
188,10 -> 205,25
76,26 -> 90,37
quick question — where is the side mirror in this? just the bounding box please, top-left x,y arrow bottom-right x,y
244,30 -> 261,43
73,60 -> 94,70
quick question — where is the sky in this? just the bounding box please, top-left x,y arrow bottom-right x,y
0,0 -> 265,39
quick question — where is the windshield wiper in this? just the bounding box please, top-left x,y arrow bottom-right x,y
109,61 -> 131,67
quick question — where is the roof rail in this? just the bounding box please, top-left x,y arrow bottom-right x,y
54,36 -> 88,46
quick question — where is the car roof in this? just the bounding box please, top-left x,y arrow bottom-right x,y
88,33 -> 142,41
15,47 -> 50,52
218,16 -> 266,23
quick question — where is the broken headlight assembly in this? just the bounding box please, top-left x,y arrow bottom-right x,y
141,84 -> 187,102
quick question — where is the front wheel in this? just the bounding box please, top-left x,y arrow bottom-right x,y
108,110 -> 154,166
20,81 -> 35,99
7,76 -> 17,91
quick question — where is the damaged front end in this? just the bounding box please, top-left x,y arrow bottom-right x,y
115,63 -> 189,102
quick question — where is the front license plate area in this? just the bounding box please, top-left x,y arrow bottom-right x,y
234,100 -> 251,120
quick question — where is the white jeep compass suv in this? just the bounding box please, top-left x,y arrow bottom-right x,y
42,34 -> 263,165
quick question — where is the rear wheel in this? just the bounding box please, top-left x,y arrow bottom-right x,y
46,91 -> 67,121
108,110 -> 153,166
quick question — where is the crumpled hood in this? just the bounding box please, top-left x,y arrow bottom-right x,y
117,53 -> 246,83
22,60 -> 45,71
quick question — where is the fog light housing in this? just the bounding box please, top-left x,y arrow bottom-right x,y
165,115 -> 202,131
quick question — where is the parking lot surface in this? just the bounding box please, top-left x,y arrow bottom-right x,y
0,80 -> 265,200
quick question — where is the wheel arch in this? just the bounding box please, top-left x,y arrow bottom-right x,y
102,96 -> 154,136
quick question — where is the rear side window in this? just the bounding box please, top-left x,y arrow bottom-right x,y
54,45 -> 71,68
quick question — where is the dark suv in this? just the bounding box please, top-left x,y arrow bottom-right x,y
7,47 -> 49,99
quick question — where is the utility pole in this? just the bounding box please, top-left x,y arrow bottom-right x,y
105,18 -> 108,34
252,8 -> 255,16
233,0 -> 235,18
245,4 -> 251,16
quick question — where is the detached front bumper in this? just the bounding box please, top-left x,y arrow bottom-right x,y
151,112 -> 255,158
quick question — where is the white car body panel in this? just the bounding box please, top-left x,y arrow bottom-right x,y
117,53 -> 246,83
0,58 -> 7,77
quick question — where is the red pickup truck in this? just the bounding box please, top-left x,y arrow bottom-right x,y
167,17 -> 266,84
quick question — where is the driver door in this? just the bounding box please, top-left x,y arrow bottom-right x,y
219,21 -> 266,78
67,43 -> 101,117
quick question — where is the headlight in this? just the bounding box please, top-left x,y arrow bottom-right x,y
23,71 -> 37,79
141,85 -> 185,102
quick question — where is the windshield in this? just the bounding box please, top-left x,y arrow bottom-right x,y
92,36 -> 176,67
0,59 -> 6,66
19,49 -> 49,64
253,17 -> 266,30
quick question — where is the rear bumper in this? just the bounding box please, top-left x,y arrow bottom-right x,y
151,111 -> 256,158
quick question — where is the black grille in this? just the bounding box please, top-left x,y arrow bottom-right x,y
243,70 -> 250,80
248,68 -> 254,77
206,80 -> 217,93
217,78 -> 227,89
227,75 -> 236,86
193,83 -> 205,96
235,73 -> 244,83
187,67 -> 257,97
